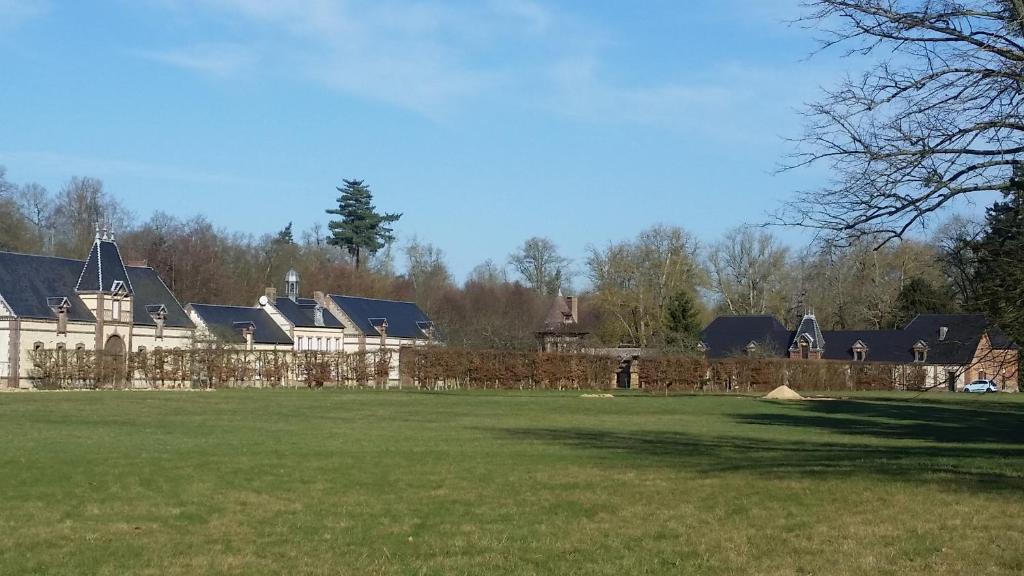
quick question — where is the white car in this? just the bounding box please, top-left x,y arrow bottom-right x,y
963,379 -> 999,393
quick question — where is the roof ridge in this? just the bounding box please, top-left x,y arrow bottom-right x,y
330,294 -> 418,305
0,250 -> 86,263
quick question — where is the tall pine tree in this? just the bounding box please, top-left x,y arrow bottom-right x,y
973,168 -> 1024,349
326,180 -> 402,270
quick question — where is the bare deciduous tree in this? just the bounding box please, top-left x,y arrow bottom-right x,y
782,1 -> 1024,241
708,228 -> 792,317
509,237 -> 572,295
586,225 -> 705,347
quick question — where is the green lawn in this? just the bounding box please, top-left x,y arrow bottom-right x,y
1,390 -> 1022,575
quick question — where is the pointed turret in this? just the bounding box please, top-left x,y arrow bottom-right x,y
789,313 -> 824,359
75,226 -> 133,294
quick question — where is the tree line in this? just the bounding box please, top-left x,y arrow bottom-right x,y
1,164 -> 1020,352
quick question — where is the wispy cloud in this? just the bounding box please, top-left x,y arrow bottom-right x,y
0,0 -> 49,28
547,56 -> 741,129
137,43 -> 255,76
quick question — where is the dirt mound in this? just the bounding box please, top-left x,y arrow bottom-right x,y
763,385 -> 804,400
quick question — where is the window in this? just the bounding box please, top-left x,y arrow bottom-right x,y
112,298 -> 122,321
852,341 -> 867,362
138,346 -> 147,353
33,342 -> 44,351
913,341 -> 928,363
317,337 -> 323,351
800,342 -> 809,360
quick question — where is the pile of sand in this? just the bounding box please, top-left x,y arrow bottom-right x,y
763,385 -> 804,400
580,393 -> 615,398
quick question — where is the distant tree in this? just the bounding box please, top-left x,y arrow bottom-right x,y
49,176 -> 130,257
707,227 -> 791,317
17,182 -> 52,252
935,216 -> 985,310
0,197 -> 38,253
0,166 -> 14,198
973,173 -> 1024,347
275,222 -> 294,245
326,179 -> 401,270
587,225 -> 705,347
782,1 -> 1024,243
891,277 -> 955,328
404,238 -> 453,315
467,259 -> 507,286
663,290 -> 702,350
509,237 -> 572,295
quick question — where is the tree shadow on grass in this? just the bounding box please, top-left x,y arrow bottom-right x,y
739,398 -> 1024,444
495,399 -> 1024,494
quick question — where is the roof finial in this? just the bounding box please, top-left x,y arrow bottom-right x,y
95,222 -> 102,240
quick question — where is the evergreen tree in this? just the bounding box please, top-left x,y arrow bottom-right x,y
326,180 -> 402,270
972,170 -> 1024,349
891,277 -> 954,328
663,290 -> 702,350
275,222 -> 294,246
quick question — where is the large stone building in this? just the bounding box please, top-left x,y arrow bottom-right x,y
0,230 -> 195,388
700,313 -> 1020,391
188,270 -> 437,382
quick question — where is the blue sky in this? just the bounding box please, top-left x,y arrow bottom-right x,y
2,1 -> 859,280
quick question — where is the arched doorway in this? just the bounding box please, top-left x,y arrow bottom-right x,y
102,335 -> 127,388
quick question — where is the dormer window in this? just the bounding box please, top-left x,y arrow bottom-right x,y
852,340 -> 868,362
369,318 -> 388,337
417,321 -> 435,339
746,341 -> 758,357
47,297 -> 71,334
147,305 -> 168,339
913,340 -> 929,363
697,342 -> 708,355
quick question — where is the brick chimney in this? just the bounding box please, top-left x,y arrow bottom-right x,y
265,287 -> 277,301
313,291 -> 325,306
566,296 -> 578,324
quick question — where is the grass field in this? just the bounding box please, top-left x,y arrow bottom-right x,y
1,389 -> 1022,575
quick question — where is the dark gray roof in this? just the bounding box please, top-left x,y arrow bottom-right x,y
701,313 -> 1017,365
126,267 -> 194,329
0,249 -> 192,329
274,297 -> 343,329
820,330 -> 912,362
189,304 -> 293,345
700,316 -> 791,359
903,314 -> 1017,364
0,252 -> 96,322
330,295 -> 433,339
76,239 -> 133,294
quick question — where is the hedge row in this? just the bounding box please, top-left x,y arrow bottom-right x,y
400,347 -> 928,392
398,347 -> 620,390
29,347 -> 394,390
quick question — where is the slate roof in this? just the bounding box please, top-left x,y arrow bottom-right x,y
0,252 -> 96,322
0,249 -> 193,328
274,297 -> 343,329
792,314 -> 825,351
329,295 -> 433,339
126,267 -> 194,328
189,304 -> 293,345
76,239 -> 134,294
701,313 -> 1018,365
820,330 -> 911,362
700,315 -> 792,359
